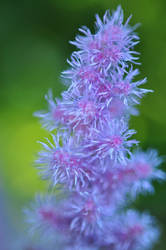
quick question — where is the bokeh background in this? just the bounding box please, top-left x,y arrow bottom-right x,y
0,0 -> 166,249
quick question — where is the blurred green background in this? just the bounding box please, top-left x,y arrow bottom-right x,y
0,0 -> 166,248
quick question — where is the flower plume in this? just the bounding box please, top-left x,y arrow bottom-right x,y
26,6 -> 165,250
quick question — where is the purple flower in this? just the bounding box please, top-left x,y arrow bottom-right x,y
103,210 -> 159,250
84,119 -> 138,164
125,149 -> 165,196
34,91 -> 63,131
36,133 -> 95,190
27,5 -> 164,250
68,192 -> 103,236
62,53 -> 105,90
24,195 -> 71,238
69,6 -> 139,72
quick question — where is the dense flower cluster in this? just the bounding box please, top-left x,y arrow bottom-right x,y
26,6 -> 165,250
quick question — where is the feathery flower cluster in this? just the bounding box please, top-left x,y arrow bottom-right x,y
26,6 -> 165,250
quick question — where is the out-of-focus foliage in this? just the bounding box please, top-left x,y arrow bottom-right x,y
0,0 -> 166,249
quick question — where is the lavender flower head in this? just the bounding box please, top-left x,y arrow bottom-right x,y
26,6 -> 165,250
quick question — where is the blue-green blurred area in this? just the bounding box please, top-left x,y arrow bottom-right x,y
0,0 -> 166,248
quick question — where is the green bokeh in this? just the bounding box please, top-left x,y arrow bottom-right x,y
0,0 -> 166,248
